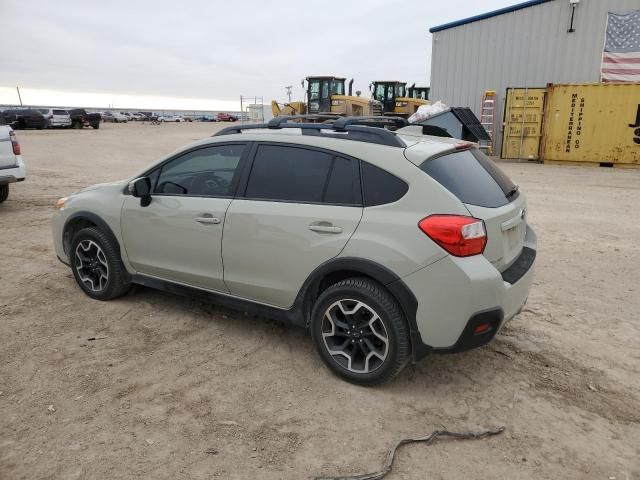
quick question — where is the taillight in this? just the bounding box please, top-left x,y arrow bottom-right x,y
9,131 -> 21,155
418,215 -> 486,257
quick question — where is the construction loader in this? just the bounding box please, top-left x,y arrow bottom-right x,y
271,76 -> 380,118
407,84 -> 430,101
370,81 -> 428,118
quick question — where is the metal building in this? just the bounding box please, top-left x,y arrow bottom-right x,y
429,0 -> 640,156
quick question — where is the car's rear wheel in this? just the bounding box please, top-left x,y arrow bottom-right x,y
0,184 -> 9,203
311,277 -> 410,386
70,227 -> 130,300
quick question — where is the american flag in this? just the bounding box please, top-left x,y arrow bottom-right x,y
601,11 -> 640,82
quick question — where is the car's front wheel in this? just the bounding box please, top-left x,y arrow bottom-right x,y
311,277 -> 410,386
70,227 -> 130,300
0,184 -> 9,203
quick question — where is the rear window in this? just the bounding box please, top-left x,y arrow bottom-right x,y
53,109 -> 67,115
420,149 -> 517,208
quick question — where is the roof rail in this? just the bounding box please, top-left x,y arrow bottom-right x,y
267,114 -> 339,127
332,116 -> 408,130
213,116 -> 406,148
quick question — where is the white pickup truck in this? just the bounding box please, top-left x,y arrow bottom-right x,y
0,125 -> 26,203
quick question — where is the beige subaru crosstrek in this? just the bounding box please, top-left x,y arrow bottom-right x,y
51,118 -> 536,385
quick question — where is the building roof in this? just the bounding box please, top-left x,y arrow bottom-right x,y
429,0 -> 554,33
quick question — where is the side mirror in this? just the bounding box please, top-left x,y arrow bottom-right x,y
129,177 -> 152,207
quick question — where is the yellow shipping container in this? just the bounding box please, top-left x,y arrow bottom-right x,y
501,88 -> 546,160
541,83 -> 640,166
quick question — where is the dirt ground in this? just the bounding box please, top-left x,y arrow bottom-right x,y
1,122 -> 639,480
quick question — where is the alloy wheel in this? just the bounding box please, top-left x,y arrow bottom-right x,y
321,299 -> 389,374
74,240 -> 109,292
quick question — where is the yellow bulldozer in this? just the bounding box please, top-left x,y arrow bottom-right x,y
272,76 -> 380,118
369,81 -> 428,118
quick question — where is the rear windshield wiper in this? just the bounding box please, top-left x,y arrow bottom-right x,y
506,185 -> 519,198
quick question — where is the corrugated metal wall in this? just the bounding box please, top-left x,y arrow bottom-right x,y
429,0 -> 640,156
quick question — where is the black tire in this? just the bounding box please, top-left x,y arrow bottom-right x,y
310,277 -> 410,386
70,227 -> 130,300
92,123 -> 100,129
0,184 -> 9,203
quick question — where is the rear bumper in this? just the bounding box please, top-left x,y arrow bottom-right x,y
51,120 -> 72,127
0,156 -> 26,184
402,225 -> 537,353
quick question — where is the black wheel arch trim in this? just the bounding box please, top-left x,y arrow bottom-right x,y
293,256 -> 431,361
62,211 -> 123,257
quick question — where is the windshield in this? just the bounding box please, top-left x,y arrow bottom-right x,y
374,83 -> 386,101
412,88 -> 429,99
309,79 -> 320,101
330,80 -> 344,95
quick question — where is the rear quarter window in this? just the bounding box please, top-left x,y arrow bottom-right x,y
361,162 -> 408,207
420,149 -> 517,208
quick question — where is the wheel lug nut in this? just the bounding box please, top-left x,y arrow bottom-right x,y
359,339 -> 363,343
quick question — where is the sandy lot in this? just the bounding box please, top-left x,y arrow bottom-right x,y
1,122 -> 639,480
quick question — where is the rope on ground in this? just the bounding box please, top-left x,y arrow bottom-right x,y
313,426 -> 505,480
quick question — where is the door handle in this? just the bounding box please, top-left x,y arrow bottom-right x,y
196,216 -> 221,225
309,224 -> 343,234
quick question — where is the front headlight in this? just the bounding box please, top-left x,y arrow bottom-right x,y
55,197 -> 68,210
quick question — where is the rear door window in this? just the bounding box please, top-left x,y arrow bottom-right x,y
420,149 -> 517,208
244,145 -> 360,205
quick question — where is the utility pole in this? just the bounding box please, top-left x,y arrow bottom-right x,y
16,86 -> 23,106
285,85 -> 293,103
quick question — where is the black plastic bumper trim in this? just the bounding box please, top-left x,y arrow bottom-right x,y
501,246 -> 536,285
432,308 -> 504,354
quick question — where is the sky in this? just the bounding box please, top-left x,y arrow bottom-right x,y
0,0 -> 517,110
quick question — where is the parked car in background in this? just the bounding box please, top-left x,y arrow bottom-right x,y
194,115 -> 215,122
159,115 -> 185,122
67,109 -> 101,129
51,119 -> 536,385
0,109 -> 46,130
0,125 -> 25,203
130,113 -> 144,121
37,108 -> 72,128
102,111 -> 128,123
216,112 -> 238,122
